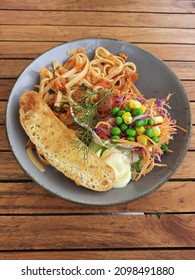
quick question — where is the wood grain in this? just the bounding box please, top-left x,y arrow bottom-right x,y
0,150 -> 194,181
1,59 -> 195,80
1,42 -> 195,61
1,0 -> 194,13
0,181 -> 194,214
0,0 -> 195,260
1,11 -> 195,28
2,102 -> 195,125
1,26 -> 195,44
1,79 -> 195,102
1,124 -> 192,150
0,249 -> 195,260
0,214 -> 194,250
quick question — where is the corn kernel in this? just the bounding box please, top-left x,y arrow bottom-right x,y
140,105 -> 146,113
137,135 -> 147,146
147,144 -> 153,152
129,100 -> 141,109
153,126 -> 161,137
154,116 -> 164,124
123,115 -> 133,124
136,126 -> 145,134
122,112 -> 131,119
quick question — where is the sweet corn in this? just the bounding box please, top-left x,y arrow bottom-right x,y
154,116 -> 164,124
153,126 -> 161,137
123,115 -> 133,124
147,144 -> 153,152
137,135 -> 147,146
129,99 -> 141,109
122,112 -> 131,119
140,104 -> 146,113
136,126 -> 145,134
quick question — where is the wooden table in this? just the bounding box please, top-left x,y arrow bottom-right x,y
0,0 -> 195,260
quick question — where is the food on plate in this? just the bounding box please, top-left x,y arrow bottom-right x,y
19,91 -> 116,191
19,47 -> 185,190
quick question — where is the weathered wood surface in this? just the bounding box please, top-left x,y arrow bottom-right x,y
1,11 -> 195,28
0,181 -> 194,214
0,0 -> 194,260
1,249 -> 195,260
1,26 -> 195,44
1,43 -> 195,61
1,0 -> 195,13
0,215 -> 194,250
1,59 -> 195,80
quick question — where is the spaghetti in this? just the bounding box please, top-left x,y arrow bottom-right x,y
29,46 -> 185,182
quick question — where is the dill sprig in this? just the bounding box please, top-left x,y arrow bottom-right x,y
70,84 -> 113,162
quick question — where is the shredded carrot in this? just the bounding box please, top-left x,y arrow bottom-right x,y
95,121 -> 112,129
29,46 -> 186,183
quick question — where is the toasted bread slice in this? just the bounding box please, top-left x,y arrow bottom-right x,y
19,91 -> 115,191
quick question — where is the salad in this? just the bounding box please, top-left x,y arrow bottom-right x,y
27,47 -> 185,188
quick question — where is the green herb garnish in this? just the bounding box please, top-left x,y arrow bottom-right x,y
70,84 -> 113,162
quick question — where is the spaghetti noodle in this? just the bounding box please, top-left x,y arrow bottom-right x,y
29,46 -> 185,182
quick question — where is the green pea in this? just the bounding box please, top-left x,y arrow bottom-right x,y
132,159 -> 143,172
143,119 -> 148,126
111,126 -> 121,135
111,107 -> 120,116
126,136 -> 135,141
152,136 -> 160,143
120,123 -> 128,132
124,106 -> 131,112
111,135 -> 120,140
126,128 -> 136,137
161,143 -> 169,151
117,110 -> 126,117
132,108 -> 143,117
115,116 -> 123,126
148,118 -> 155,126
135,120 -> 145,128
145,128 -> 154,138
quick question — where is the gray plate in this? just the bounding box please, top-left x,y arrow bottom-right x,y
6,38 -> 191,206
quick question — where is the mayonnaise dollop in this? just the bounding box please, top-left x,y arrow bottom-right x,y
101,148 -> 131,188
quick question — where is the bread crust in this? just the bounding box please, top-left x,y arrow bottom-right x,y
19,91 -> 115,191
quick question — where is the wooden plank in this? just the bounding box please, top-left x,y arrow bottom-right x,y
167,61 -> 195,80
0,249 -> 195,260
1,79 -> 195,102
0,150 -> 194,181
1,0 -> 194,13
1,26 -> 195,44
2,101 -> 195,126
173,151 -> 195,179
0,152 -> 29,180
1,11 -> 195,28
0,125 -> 10,150
182,81 -> 195,101
1,59 -> 195,80
5,123 -> 195,152
0,181 -> 194,214
0,214 -> 194,250
0,79 -> 16,100
0,102 -> 7,124
0,60 -> 31,79
1,42 -> 195,62
190,126 -> 195,150
0,42 -> 58,59
138,44 -> 195,62
2,123 -> 195,151
190,103 -> 195,124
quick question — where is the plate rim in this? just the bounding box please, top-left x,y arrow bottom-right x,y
5,37 -> 192,206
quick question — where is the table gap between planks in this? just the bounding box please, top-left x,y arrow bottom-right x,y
0,0 -> 195,260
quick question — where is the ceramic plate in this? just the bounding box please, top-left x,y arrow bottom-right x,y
6,38 -> 191,206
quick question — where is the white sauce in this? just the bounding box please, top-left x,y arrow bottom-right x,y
101,148 -> 131,188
